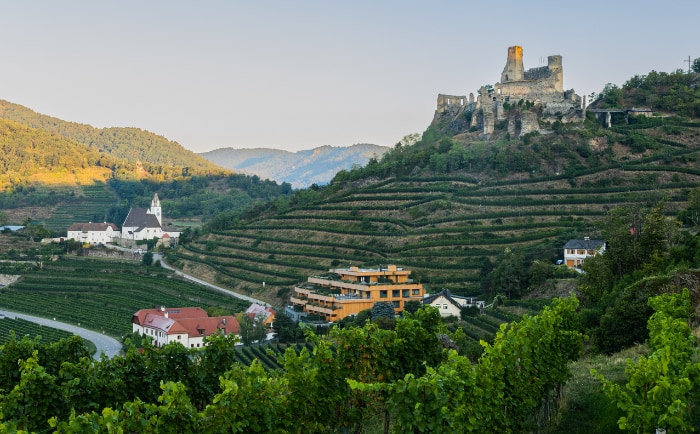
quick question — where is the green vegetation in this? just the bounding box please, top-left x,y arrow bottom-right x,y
0,317 -> 74,346
0,300 -> 582,432
0,254 -> 250,337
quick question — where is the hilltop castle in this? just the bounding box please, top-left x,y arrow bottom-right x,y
434,45 -> 583,137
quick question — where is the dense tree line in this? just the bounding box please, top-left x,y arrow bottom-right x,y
578,195 -> 700,354
0,300 -> 582,433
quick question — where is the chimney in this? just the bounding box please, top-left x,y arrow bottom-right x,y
164,311 -> 168,318
584,236 -> 590,241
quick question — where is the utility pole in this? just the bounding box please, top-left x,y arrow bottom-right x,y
685,56 -> 691,73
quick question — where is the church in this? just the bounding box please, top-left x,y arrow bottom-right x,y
121,193 -> 180,242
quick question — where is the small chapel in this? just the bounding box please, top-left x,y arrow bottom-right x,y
121,193 -> 180,242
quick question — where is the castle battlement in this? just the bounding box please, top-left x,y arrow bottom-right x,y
433,45 -> 583,137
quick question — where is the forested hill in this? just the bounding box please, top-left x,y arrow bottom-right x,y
171,68 -> 700,306
0,117 -> 114,187
0,100 -> 223,174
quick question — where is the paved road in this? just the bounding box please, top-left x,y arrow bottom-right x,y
0,309 -> 122,359
155,254 -> 272,307
0,252 -> 269,361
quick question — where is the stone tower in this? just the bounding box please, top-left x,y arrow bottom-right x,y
149,193 -> 162,225
501,46 -> 524,83
547,55 -> 564,92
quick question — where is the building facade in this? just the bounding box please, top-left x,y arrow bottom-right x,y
422,289 -> 485,318
132,306 -> 240,348
563,238 -> 606,268
66,222 -> 119,245
290,265 -> 425,322
121,193 -> 180,242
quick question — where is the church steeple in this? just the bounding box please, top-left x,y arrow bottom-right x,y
149,193 -> 162,225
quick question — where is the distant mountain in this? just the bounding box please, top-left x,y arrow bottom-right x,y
199,144 -> 390,188
0,100 -> 224,174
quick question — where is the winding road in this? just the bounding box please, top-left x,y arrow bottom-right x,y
1,253 -> 271,359
0,309 -> 122,359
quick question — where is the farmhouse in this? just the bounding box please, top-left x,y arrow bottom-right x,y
121,193 -> 180,242
66,222 -> 119,245
423,289 -> 485,318
132,306 -> 240,348
290,265 -> 425,322
563,237 -> 606,268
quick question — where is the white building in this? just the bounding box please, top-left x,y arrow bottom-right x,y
66,222 -> 119,245
563,237 -> 606,268
423,289 -> 485,318
132,307 -> 240,349
121,193 -> 180,242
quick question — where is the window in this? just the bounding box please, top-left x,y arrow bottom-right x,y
412,289 -> 420,295
392,290 -> 400,297
392,301 -> 400,308
380,290 -> 388,298
402,290 -> 409,298
443,304 -> 448,309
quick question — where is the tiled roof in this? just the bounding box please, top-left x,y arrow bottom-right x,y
246,303 -> 275,318
67,222 -> 118,232
132,307 -> 240,337
563,239 -> 605,250
123,208 -> 161,230
422,289 -> 462,309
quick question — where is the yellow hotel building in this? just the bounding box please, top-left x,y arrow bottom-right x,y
290,265 -> 425,322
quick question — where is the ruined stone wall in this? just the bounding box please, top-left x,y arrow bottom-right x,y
436,94 -> 468,112
433,45 -> 581,137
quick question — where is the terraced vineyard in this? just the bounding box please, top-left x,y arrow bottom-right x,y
168,121 -> 700,303
0,256 -> 250,337
0,316 -> 74,345
41,183 -> 118,231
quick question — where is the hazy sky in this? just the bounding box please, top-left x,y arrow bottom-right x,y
0,1 -> 697,153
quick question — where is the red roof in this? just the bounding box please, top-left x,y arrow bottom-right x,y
132,307 -> 240,337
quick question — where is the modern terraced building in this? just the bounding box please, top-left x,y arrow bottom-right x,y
290,265 -> 425,322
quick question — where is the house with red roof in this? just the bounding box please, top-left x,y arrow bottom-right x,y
132,306 -> 240,348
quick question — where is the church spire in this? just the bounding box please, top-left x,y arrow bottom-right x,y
150,193 -> 162,225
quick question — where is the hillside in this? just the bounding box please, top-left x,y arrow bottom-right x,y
0,100 -> 224,174
199,144 -> 390,188
0,101 -> 296,230
168,69 -> 700,306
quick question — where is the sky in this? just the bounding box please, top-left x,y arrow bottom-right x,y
0,1 -> 697,153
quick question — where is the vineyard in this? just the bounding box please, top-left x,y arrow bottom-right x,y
0,256 -> 251,337
40,183 -> 118,231
0,316 -> 74,345
170,121 -> 700,303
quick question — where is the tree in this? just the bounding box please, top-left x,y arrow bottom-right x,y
403,300 -> 422,315
142,251 -> 154,266
692,57 -> 700,73
490,248 -> 529,299
237,313 -> 267,345
594,289 -> 699,433
371,302 -> 395,321
272,311 -> 302,343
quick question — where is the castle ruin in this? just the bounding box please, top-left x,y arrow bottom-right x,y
433,45 -> 583,137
